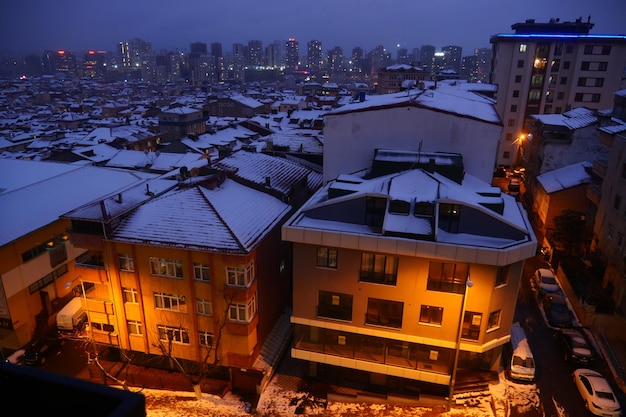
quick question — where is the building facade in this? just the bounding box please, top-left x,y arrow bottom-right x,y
282,150 -> 536,397
490,18 -> 626,167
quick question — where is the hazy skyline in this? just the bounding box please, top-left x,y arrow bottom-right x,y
1,0 -> 625,57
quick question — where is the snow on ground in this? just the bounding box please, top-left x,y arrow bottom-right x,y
135,368 -> 544,417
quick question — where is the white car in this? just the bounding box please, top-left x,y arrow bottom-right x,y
572,368 -> 622,417
534,268 -> 560,295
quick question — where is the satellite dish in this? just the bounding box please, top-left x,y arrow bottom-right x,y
179,166 -> 189,178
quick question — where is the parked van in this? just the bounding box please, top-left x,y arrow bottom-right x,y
509,322 -> 535,382
56,297 -> 87,332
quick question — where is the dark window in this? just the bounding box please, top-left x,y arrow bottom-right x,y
557,92 -> 565,100
316,247 -> 338,268
487,310 -> 501,330
495,266 -> 509,286
439,203 -> 461,233
427,261 -> 469,294
419,305 -> 443,325
366,298 -> 403,328
365,197 -> 386,227
565,45 -> 573,54
563,61 -> 570,70
359,253 -> 398,285
581,61 -> 608,71
514,75 -> 522,83
414,202 -> 435,217
317,290 -> 353,321
560,77 -> 568,85
389,199 -> 410,215
462,311 -> 482,340
614,194 -> 621,211
512,90 -> 520,98
508,119 -> 515,127
517,60 -> 524,68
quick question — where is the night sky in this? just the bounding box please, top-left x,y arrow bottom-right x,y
1,0 -> 625,56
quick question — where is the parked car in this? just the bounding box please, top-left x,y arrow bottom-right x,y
558,328 -> 595,365
542,293 -> 573,328
494,166 -> 507,178
4,348 -> 25,365
22,337 -> 61,366
507,178 -> 520,196
533,268 -> 561,295
572,368 -> 622,417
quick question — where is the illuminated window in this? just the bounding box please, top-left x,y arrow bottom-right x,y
226,263 -> 254,287
316,247 -> 338,268
419,305 -> 443,325
127,320 -> 143,336
122,287 -> 138,304
154,292 -> 186,311
150,257 -> 183,278
194,263 -> 211,282
118,254 -> 134,272
197,298 -> 212,316
519,44 -> 527,53
359,253 -> 398,285
157,325 -> 189,344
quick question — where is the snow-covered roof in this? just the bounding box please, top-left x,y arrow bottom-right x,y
325,83 -> 500,125
0,159 -> 148,246
286,166 -> 534,253
532,108 -> 597,130
536,161 -> 592,194
110,178 -> 291,254
213,150 -> 314,196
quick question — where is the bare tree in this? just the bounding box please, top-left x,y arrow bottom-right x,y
151,288 -> 236,399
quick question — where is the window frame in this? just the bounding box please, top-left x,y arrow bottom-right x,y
193,262 -> 211,282
149,257 -> 183,279
427,261 -> 469,294
419,305 -> 443,326
317,290 -> 353,321
118,254 -> 135,272
157,324 -> 190,344
122,287 -> 139,304
153,292 -> 186,311
365,297 -> 404,328
359,253 -> 399,285
316,247 -> 338,269
226,263 -> 255,287
229,294 -> 257,323
127,320 -> 143,336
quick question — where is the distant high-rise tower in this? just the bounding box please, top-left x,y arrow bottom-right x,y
327,46 -> 344,75
211,42 -> 224,81
266,42 -> 280,68
307,39 -> 323,74
285,38 -> 299,71
248,40 -> 263,67
490,17 -> 626,166
419,45 -> 435,72
190,42 -> 208,56
351,47 -> 364,73
441,45 -> 462,74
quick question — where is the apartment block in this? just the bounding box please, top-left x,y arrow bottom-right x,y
490,18 -> 626,167
282,150 -> 536,397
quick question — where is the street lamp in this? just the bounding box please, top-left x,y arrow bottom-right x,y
514,134 -> 526,168
448,276 -> 473,410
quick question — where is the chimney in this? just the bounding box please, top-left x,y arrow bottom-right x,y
265,176 -> 271,187
116,193 -> 122,203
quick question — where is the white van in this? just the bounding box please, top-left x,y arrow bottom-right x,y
509,322 -> 535,382
56,297 -> 87,332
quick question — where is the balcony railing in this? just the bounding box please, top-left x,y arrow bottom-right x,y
75,252 -> 105,269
